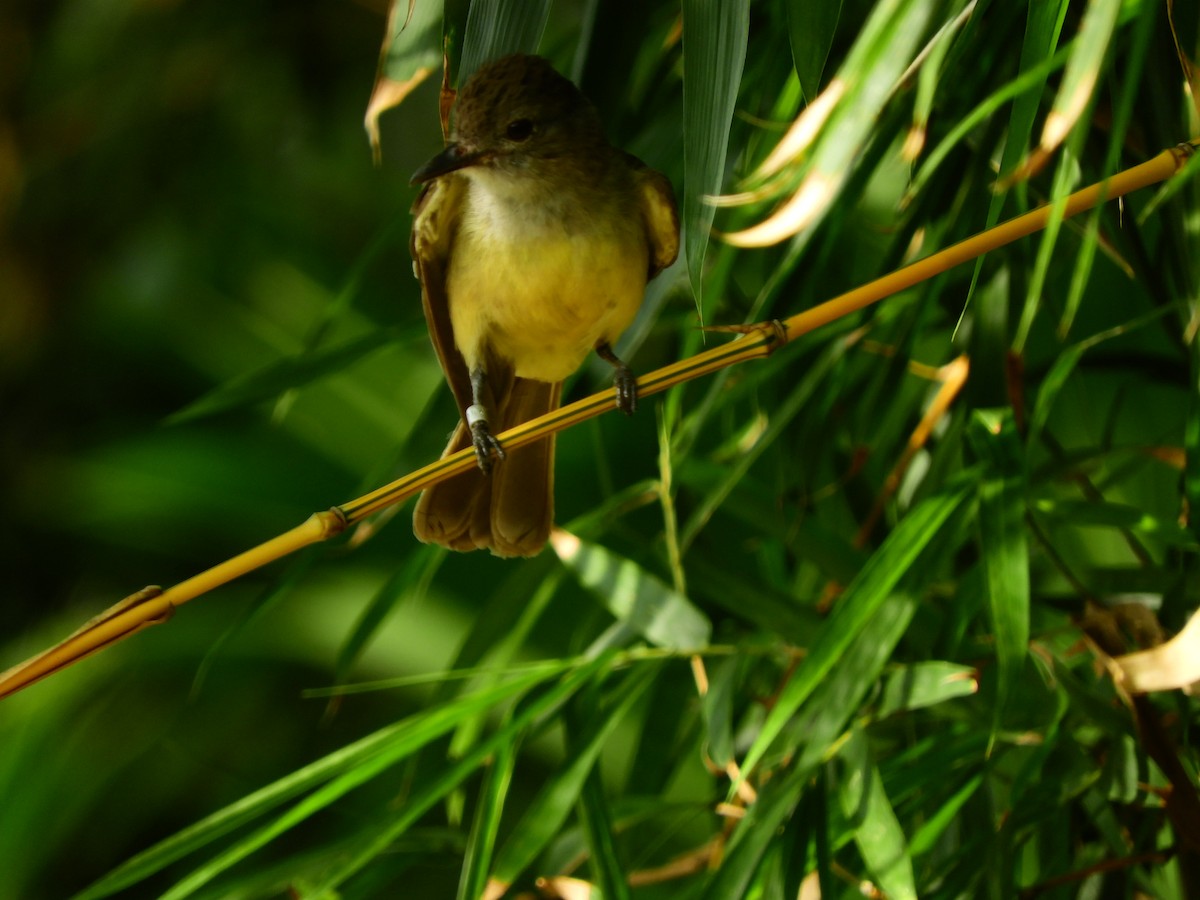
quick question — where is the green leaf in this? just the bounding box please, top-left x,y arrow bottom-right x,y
739,477 -> 974,779
1040,0 -> 1122,159
680,327 -> 852,550
786,0 -> 842,103
555,535 -> 712,650
681,0 -> 750,310
459,0 -> 552,79
838,728 -> 916,900
1031,498 -> 1199,548
967,409 -> 1029,724
700,655 -> 739,767
906,773 -> 984,857
165,330 -> 397,425
701,757 -> 811,900
304,656 -> 617,896
786,595 -> 917,774
575,774 -> 629,900
878,661 -> 979,717
457,740 -> 516,900
366,0 -> 444,152
489,666 -> 655,886
378,0 -> 443,84
76,666 -> 568,900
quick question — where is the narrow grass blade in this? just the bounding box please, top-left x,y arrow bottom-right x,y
575,742 -> 631,900
457,739 -> 516,900
967,409 -> 1029,729
1036,0 -> 1122,160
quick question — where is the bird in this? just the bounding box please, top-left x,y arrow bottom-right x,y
409,53 -> 679,557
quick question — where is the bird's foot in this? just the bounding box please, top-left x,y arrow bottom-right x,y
467,404 -> 505,473
596,341 -> 638,415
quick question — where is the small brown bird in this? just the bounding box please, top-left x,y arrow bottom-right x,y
409,53 -> 679,557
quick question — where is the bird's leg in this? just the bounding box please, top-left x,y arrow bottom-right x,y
595,340 -> 637,415
467,365 -> 506,474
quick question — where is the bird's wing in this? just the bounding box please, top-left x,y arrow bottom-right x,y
626,154 -> 680,280
410,174 -> 473,418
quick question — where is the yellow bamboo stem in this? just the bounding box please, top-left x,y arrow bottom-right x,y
0,141 -> 1192,701
0,512 -> 346,696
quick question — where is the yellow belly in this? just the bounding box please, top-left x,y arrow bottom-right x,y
447,202 -> 648,383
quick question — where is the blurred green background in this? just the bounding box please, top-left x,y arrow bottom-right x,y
1,0 -> 464,895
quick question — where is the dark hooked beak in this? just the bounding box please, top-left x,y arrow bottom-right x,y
410,143 -> 487,185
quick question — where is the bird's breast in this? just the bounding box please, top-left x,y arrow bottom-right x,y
447,174 -> 648,382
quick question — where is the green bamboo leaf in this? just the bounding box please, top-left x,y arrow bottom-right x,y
1032,498 -> 1199,548
1059,3 -> 1154,339
967,409 -> 1029,725
1099,734 -> 1138,804
554,535 -> 712,650
457,740 -> 516,900
282,656 -> 617,897
838,728 -> 916,900
680,328 -> 851,550
1038,0 -> 1122,160
575,745 -> 631,900
165,329 -> 398,425
785,595 -> 917,774
697,594 -> 917,890
378,0 -> 443,84
701,758 -> 811,900
1005,0 -> 1070,183
366,0 -> 444,152
681,0 -> 750,311
75,666 -> 566,900
333,545 -> 443,685
738,477 -> 974,779
459,0 -> 551,79
489,666 -> 655,887
447,564 -> 565,759
910,3 -> 973,143
906,773 -> 984,856
700,655 -> 739,767
1027,342 -> 1086,448
878,661 -> 979,717
728,0 -> 935,248
786,0 -> 842,103
905,44 -> 1070,206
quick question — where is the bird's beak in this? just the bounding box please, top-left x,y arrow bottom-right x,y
410,143 -> 487,185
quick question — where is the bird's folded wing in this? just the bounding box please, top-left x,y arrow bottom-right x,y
411,174 -> 473,418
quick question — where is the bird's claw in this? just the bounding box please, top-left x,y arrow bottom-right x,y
614,365 -> 638,416
470,419 -> 505,473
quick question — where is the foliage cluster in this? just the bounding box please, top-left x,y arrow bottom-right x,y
2,0 -> 1198,898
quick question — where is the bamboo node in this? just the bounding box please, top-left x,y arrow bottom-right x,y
1173,141 -> 1197,168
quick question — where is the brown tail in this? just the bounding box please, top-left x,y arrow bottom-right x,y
413,378 -> 561,557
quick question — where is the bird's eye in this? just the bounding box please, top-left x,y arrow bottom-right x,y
505,119 -> 534,142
